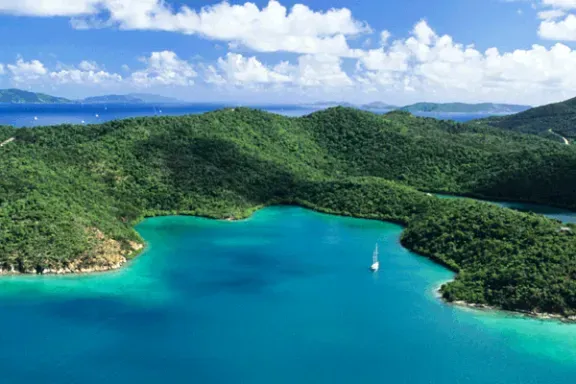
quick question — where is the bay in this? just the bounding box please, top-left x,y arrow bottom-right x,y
0,206 -> 576,383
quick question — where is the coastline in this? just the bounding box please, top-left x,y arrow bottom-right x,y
433,280 -> 576,324
2,202 -> 575,324
0,237 -> 145,277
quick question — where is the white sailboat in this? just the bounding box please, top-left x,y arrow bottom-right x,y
370,243 -> 380,272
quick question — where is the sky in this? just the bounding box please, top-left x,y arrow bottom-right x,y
0,0 -> 575,106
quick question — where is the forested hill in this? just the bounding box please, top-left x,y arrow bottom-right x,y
476,96 -> 576,139
2,107 -> 576,317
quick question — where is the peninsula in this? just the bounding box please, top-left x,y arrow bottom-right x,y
1,105 -> 576,319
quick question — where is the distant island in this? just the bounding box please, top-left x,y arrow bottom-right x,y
306,101 -> 357,108
0,89 -> 72,104
83,93 -> 183,104
399,102 -> 531,114
361,101 -> 398,110
0,88 -> 184,105
0,89 -> 533,115
311,100 -> 531,114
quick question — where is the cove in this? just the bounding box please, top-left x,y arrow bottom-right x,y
1,207 -> 576,383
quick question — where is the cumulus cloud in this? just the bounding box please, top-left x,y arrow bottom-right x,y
3,57 -> 122,86
205,52 -> 352,89
542,0 -> 576,8
7,58 -> 48,82
538,9 -> 567,19
539,13 -> 576,40
538,0 -> 576,40
49,68 -> 122,85
78,60 -> 100,71
1,52 -> 196,89
0,0 -> 368,56
354,20 -> 576,104
1,1 -> 576,105
0,0 -> 100,16
380,31 -> 391,46
0,63 -> 5,75
207,53 -> 291,86
130,51 -> 197,87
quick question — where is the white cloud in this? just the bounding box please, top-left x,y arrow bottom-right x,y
537,0 -> 576,40
208,53 -> 291,86
542,0 -> 576,8
354,20 -> 576,104
3,57 -> 122,86
380,31 -> 391,46
2,2 -> 576,105
0,0 -> 100,16
0,63 -> 5,75
0,0 -> 369,56
205,52 -> 352,89
539,13 -> 576,39
78,60 -> 100,71
7,58 -> 48,82
49,68 -> 122,85
295,54 -> 353,87
130,51 -> 197,87
538,9 -> 566,19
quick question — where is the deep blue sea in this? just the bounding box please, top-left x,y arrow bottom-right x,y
2,104 -> 574,383
0,206 -> 576,383
0,103 -> 489,127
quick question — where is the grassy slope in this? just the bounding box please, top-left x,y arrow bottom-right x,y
2,107 -> 576,315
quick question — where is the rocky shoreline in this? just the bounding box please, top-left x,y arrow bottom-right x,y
0,231 -> 144,276
435,282 -> 576,323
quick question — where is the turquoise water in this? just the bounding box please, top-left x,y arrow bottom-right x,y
1,206 -> 576,383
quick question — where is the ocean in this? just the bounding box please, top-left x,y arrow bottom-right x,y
0,206 -> 575,383
0,103 -> 490,127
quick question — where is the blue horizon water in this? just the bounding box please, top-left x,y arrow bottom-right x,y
1,206 -> 576,383
0,103 -> 493,127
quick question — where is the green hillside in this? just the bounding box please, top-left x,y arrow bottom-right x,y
478,96 -> 576,139
0,89 -> 71,104
2,107 -> 576,317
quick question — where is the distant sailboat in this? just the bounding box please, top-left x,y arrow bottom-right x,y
370,244 -> 379,272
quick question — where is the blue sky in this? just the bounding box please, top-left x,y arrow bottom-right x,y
0,0 -> 575,105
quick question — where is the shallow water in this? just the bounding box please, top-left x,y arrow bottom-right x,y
0,206 -> 576,383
